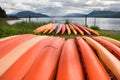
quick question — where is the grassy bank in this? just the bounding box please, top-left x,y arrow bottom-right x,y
98,30 -> 120,40
0,21 -> 120,40
0,21 -> 48,38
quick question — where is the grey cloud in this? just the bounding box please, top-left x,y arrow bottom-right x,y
38,7 -> 69,16
101,0 -> 120,1
104,3 -> 120,11
0,0 -> 120,16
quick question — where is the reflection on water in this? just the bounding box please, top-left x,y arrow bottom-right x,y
7,17 -> 120,30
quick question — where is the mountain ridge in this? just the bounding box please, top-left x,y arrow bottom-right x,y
64,13 -> 86,17
87,10 -> 120,18
7,11 -> 49,18
64,10 -> 120,18
7,10 -> 120,18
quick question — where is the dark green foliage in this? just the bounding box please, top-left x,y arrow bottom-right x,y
84,25 -> 88,27
0,7 -> 7,18
90,26 -> 100,30
65,19 -> 70,24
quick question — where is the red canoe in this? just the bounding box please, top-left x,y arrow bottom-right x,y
92,37 -> 120,60
61,24 -> 66,35
74,24 -> 91,35
0,36 -> 47,77
76,37 -> 110,80
57,39 -> 84,80
99,36 -> 120,48
23,37 -> 65,80
0,36 -> 55,80
0,34 -> 36,58
83,36 -> 120,80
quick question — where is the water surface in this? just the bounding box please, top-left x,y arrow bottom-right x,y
7,17 -> 120,30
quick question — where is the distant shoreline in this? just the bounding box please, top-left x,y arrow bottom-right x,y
0,18 -> 19,21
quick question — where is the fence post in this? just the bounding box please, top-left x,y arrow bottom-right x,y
94,17 -> 96,27
28,14 -> 31,22
85,15 -> 88,27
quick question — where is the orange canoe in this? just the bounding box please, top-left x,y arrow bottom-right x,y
43,23 -> 53,34
66,24 -> 71,35
99,36 -> 120,47
0,35 -> 36,58
83,36 -> 120,80
34,23 -> 51,34
0,36 -> 47,77
0,35 -> 19,42
69,24 -> 77,35
0,36 -> 55,80
57,39 -> 84,80
84,27 -> 99,36
92,37 -> 120,60
76,37 -> 110,80
49,23 -> 58,34
23,37 -> 65,80
0,34 -> 36,58
71,23 -> 84,35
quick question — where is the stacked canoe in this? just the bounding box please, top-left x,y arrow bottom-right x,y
34,23 -> 99,36
0,34 -> 120,80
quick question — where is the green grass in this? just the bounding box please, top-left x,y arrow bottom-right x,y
0,21 -> 48,38
98,30 -> 120,40
0,21 -> 120,41
90,26 -> 100,30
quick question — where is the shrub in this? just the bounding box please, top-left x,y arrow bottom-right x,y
90,26 -> 100,30
65,19 -> 70,24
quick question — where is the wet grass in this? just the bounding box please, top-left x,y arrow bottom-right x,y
0,21 -> 120,40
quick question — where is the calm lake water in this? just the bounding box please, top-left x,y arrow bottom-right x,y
7,17 -> 120,30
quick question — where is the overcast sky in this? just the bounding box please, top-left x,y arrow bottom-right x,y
0,0 -> 120,16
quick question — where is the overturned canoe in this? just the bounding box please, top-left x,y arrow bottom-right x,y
71,23 -> 84,35
99,36 -> 120,47
43,23 -> 53,34
0,34 -> 36,59
23,37 -> 65,80
55,24 -> 60,32
57,39 -> 84,80
66,24 -> 71,35
0,36 -> 55,80
34,23 -> 52,34
76,37 -> 110,80
34,23 -> 99,36
83,36 -> 120,80
61,24 -> 66,35
49,23 -> 57,34
84,27 -> 99,36
0,36 -> 47,77
75,24 -> 91,35
56,24 -> 63,34
69,24 -> 77,35
92,37 -> 120,60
